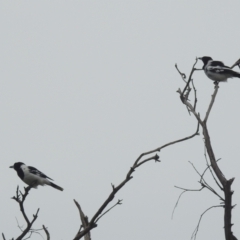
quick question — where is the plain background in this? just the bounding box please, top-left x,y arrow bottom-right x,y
1,1 -> 240,239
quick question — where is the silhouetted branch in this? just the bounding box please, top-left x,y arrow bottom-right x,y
73,122 -> 200,239
172,158 -> 225,219
11,186 -> 40,240
191,205 -> 222,240
230,58 -> 240,69
204,84 -> 219,123
191,80 -> 198,111
74,200 -> 91,240
2,233 -> 6,240
175,64 -> 187,83
203,146 -> 223,190
43,225 -> 50,240
95,199 -> 123,223
176,58 -> 237,240
172,186 -> 204,219
135,121 -> 199,165
188,161 -> 224,201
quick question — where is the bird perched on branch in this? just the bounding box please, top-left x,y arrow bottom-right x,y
199,56 -> 240,83
10,162 -> 63,191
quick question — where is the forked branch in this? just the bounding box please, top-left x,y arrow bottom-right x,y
73,123 -> 200,239
176,58 -> 237,240
11,186 -> 40,240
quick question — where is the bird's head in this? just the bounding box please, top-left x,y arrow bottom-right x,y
10,162 -> 25,171
198,56 -> 213,68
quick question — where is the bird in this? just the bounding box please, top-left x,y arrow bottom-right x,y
199,56 -> 240,83
10,162 -> 63,191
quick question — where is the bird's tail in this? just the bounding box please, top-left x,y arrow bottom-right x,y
232,71 -> 240,78
48,182 -> 64,191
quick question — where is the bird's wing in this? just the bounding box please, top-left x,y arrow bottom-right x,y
209,61 -> 226,67
28,166 -> 53,180
207,65 -> 233,74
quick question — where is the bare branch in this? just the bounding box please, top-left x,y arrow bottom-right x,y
202,124 -> 226,186
73,121 -> 200,239
2,233 -> 6,240
189,161 -> 224,201
177,58 -> 238,240
230,58 -> 240,69
134,121 -> 199,166
191,205 -> 222,240
175,64 -> 187,83
191,80 -> 198,111
172,186 -> 204,219
11,186 -> 40,240
224,178 -> 236,240
204,84 -> 219,123
74,200 -> 91,240
203,146 -> 223,190
42,225 -> 50,240
95,199 -> 123,223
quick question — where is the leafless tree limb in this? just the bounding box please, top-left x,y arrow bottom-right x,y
42,225 -> 50,240
175,64 -> 187,83
2,233 -> 6,240
172,186 -> 204,219
203,146 -> 223,190
11,186 -> 40,240
230,58 -> 240,69
188,161 -> 222,200
204,84 -> 219,123
135,122 -> 199,165
176,58 -> 237,240
95,199 -> 122,223
191,205 -> 222,240
172,157 -> 224,220
74,200 -> 91,240
191,80 -> 198,111
73,122 -> 200,239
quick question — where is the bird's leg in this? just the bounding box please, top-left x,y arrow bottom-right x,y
30,180 -> 38,188
214,81 -> 219,87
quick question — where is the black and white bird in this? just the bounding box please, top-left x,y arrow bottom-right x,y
199,56 -> 240,83
10,162 -> 63,191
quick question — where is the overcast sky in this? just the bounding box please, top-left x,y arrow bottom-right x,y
1,1 -> 240,240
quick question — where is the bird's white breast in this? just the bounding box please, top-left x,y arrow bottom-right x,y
21,165 -> 50,187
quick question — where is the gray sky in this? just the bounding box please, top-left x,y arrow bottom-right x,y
1,1 -> 240,239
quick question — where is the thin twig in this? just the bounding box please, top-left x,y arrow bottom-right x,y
11,186 -> 40,240
175,64 -> 187,83
2,233 -> 6,240
73,122 -> 200,240
42,225 -> 50,240
172,187 -> 204,219
178,58 -> 201,101
191,205 -> 222,240
95,200 -> 123,223
189,161 -> 224,201
191,80 -> 197,111
203,145 -> 223,190
230,58 -> 240,69
134,122 -> 199,166
74,200 -> 91,240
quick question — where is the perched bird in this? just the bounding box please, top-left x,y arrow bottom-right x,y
199,56 -> 240,83
10,162 -> 63,191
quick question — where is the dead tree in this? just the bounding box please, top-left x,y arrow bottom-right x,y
5,57 -> 239,240
4,126 -> 199,239
175,58 -> 239,240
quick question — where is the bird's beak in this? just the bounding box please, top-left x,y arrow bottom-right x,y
198,57 -> 202,60
9,166 -> 13,168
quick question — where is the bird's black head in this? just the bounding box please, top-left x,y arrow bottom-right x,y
198,56 -> 213,68
10,162 -> 25,171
